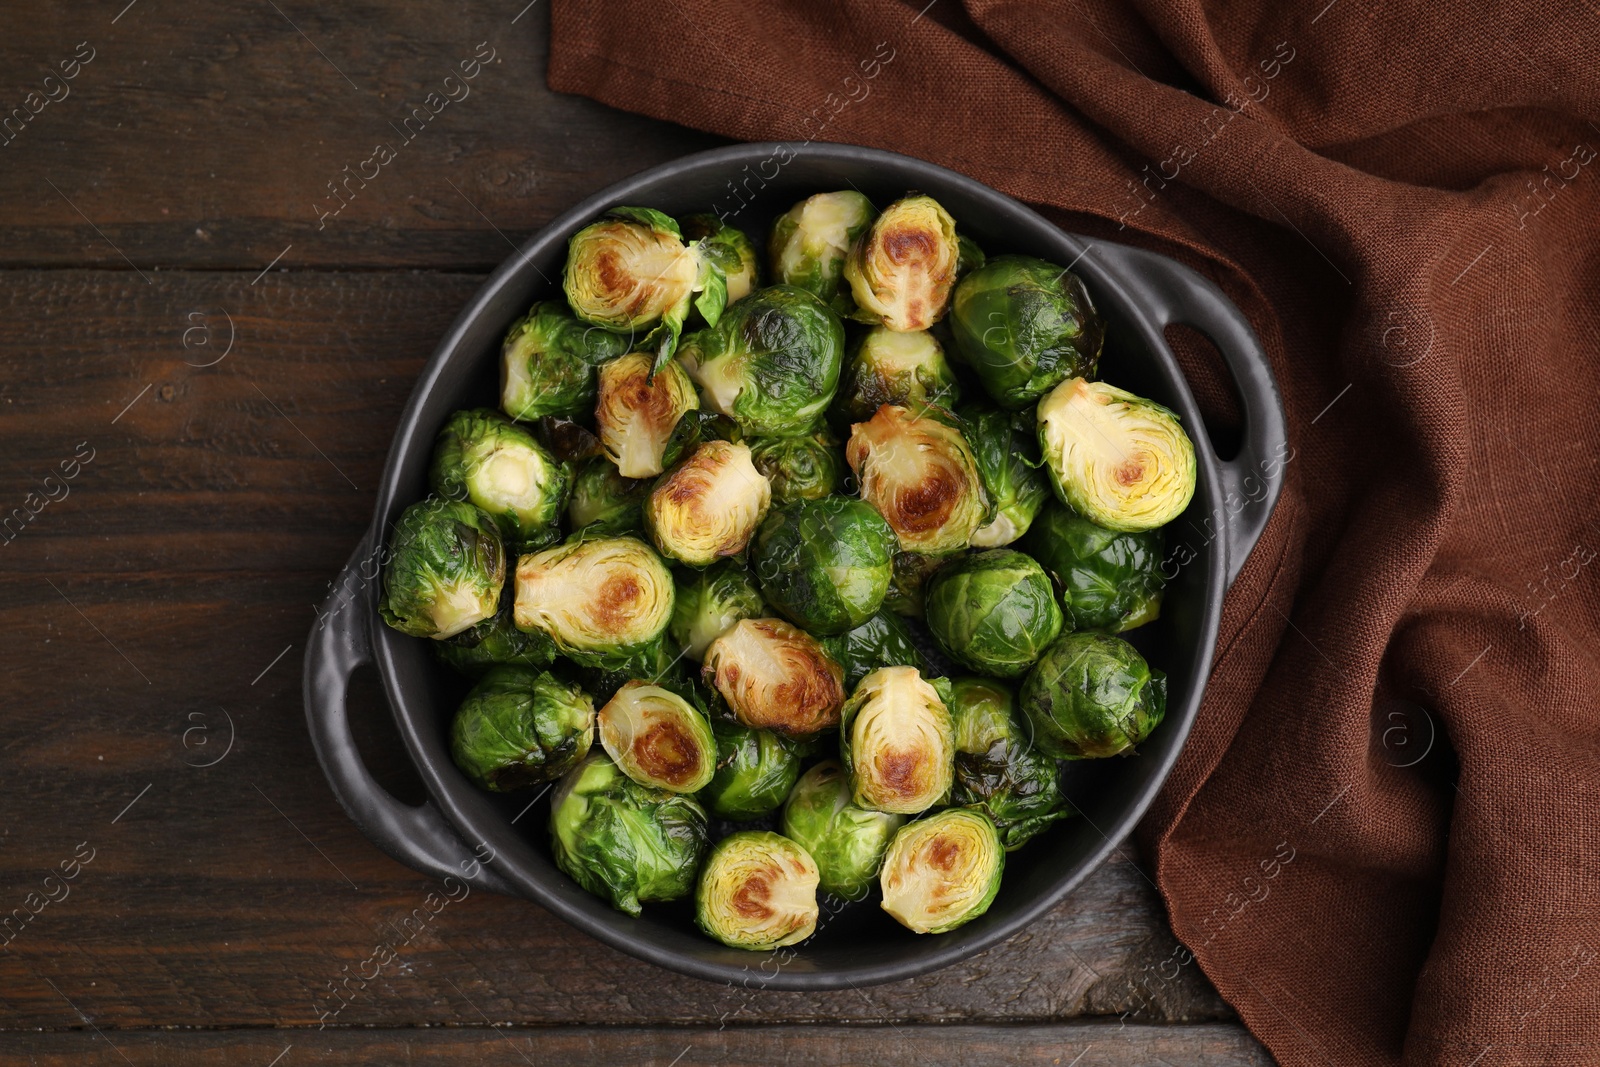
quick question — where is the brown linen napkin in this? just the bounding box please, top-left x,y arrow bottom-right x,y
548,2 -> 1600,1062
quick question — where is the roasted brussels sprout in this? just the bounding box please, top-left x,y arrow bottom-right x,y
846,404 -> 990,554
669,559 -> 766,662
924,550 -> 1063,679
961,404 -> 1049,547
882,549 -> 951,618
879,808 -> 1004,934
834,327 -> 961,424
768,190 -> 877,315
844,194 -> 961,332
1019,631 -> 1166,758
550,751 -> 710,916
380,497 -> 505,639
449,666 -> 594,791
820,609 -> 925,690
948,256 -> 1105,409
678,285 -> 845,438
703,618 -> 846,738
533,415 -> 604,464
780,759 -> 905,899
595,351 -> 702,479
701,720 -> 803,821
682,214 -> 760,305
513,535 -> 674,668
1022,504 -> 1164,632
839,666 -> 955,815
567,455 -> 650,534
948,677 -> 1070,849
750,497 -> 895,635
575,636 -> 690,705
433,586 -> 555,676
500,301 -> 634,422
644,440 -> 771,567
748,430 -> 843,504
1036,378 -> 1196,532
597,680 -> 717,793
429,409 -> 570,547
696,831 -> 819,950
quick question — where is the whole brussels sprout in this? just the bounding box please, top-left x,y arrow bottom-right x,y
961,404 -> 1050,547
750,497 -> 895,635
550,751 -> 710,916
840,666 -> 955,815
433,585 -> 556,677
768,190 -> 877,315
567,455 -> 650,534
1019,631 -> 1166,758
780,759 -> 905,899
843,194 -> 961,332
1022,504 -> 1164,632
669,559 -> 766,662
703,618 -> 846,738
449,666 -> 594,791
846,404 -> 990,554
595,352 -> 702,479
682,214 -> 760,305
748,430 -> 843,504
380,497 -> 505,639
644,440 -> 771,567
947,677 -> 1071,849
500,301 -> 633,422
879,808 -> 1004,934
1036,378 -> 1196,532
833,327 -> 961,424
948,255 -> 1105,409
598,680 -> 717,793
924,549 -> 1063,679
701,720 -> 803,821
513,535 -> 674,668
429,408 -> 570,547
696,830 -> 819,950
820,609 -> 926,690
882,549 -> 952,618
678,285 -> 846,438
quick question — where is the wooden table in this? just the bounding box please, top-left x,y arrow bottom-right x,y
0,4 -> 1269,1062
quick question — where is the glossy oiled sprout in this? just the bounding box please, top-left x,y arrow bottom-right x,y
846,404 -> 990,554
1022,504 -> 1164,632
429,408 -> 570,547
433,587 -> 555,677
748,430 -> 843,504
947,677 -> 1071,850
644,440 -> 771,567
749,496 -> 895,636
512,535 -> 674,668
449,666 -> 594,791
567,455 -> 650,534
595,351 -> 702,479
768,190 -> 877,315
597,680 -> 717,793
1019,631 -> 1166,758
669,559 -> 766,662
380,497 -> 505,639
882,549 -> 951,618
924,549 -> 1063,679
961,404 -> 1050,548
819,608 -> 925,690
702,618 -> 846,738
879,808 -> 1004,934
500,301 -> 633,422
844,195 -> 962,332
839,666 -> 955,815
695,831 -> 819,950
780,759 -> 905,899
1036,378 -> 1196,532
701,720 -> 802,821
682,214 -> 761,305
834,327 -> 961,425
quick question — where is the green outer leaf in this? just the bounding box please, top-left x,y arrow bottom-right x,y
819,609 -> 925,690
1021,504 -> 1165,632
780,759 -> 904,898
1018,631 -> 1166,759
960,403 -> 1050,547
750,496 -> 894,636
682,214 -> 761,304
380,497 -> 505,639
500,301 -> 633,422
925,549 -> 1063,679
747,431 -> 843,504
567,455 -> 650,534
428,408 -> 571,547
449,666 -> 594,792
946,677 -> 1072,850
699,720 -> 802,820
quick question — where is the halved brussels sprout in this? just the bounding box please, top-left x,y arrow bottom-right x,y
701,720 -> 803,821
834,327 -> 961,424
429,408 -> 570,547
750,496 -> 895,635
748,430 -> 843,504
669,559 -> 766,662
1019,631 -> 1166,758
682,214 -> 760,305
513,535 -> 674,668
644,440 -> 771,567
961,404 -> 1049,547
703,618 -> 846,738
820,608 -> 926,690
380,497 -> 505,639
843,194 -> 961,332
598,680 -> 716,793
879,808 -> 1004,934
595,351 -> 702,479
846,404 -> 990,554
678,285 -> 845,438
550,751 -> 710,917
780,759 -> 905,899
433,584 -> 556,677
1022,504 -> 1164,632
567,455 -> 650,534
948,677 -> 1071,849
924,549 -> 1063,679
768,190 -> 877,315
949,255 -> 1105,409
696,830 -> 819,950
839,666 -> 955,815
500,301 -> 634,422
1036,378 -> 1196,532
882,549 -> 952,618
450,666 -> 594,791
